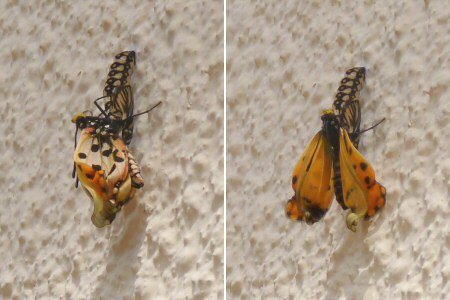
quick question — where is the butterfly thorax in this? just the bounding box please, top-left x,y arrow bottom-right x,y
73,114 -> 123,136
321,110 -> 340,147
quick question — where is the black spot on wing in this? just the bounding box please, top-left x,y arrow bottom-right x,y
365,176 -> 371,184
109,163 -> 117,175
102,149 -> 112,157
113,149 -> 125,162
92,164 -> 102,171
307,205 -> 327,223
292,176 -> 298,185
91,144 -> 99,152
78,152 -> 87,159
360,162 -> 368,171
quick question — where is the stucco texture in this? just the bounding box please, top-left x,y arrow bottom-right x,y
0,0 -> 223,299
226,1 -> 449,299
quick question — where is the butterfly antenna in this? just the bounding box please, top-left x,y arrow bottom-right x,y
358,117 -> 385,134
128,101 -> 162,119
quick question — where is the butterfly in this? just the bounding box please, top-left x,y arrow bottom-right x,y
286,67 -> 386,231
72,51 -> 161,227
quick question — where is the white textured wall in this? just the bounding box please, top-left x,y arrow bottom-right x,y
227,1 -> 449,299
0,0 -> 223,299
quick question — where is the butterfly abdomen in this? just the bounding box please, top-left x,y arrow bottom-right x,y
321,110 -> 347,210
127,151 -> 144,188
331,152 -> 346,210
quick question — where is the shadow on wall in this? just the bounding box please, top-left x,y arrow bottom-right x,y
324,226 -> 385,299
93,199 -> 150,299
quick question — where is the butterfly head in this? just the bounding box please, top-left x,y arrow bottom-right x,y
72,111 -> 94,130
321,109 -> 338,122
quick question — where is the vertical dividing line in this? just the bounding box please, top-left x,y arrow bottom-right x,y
223,0 -> 227,299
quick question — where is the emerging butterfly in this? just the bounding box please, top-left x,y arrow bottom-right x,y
72,51 -> 161,227
286,67 -> 386,231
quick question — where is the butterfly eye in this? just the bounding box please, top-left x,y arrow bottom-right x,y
72,113 -> 82,123
72,115 -> 86,129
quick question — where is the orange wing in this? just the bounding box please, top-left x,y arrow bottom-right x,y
339,129 -> 386,231
286,131 -> 335,224
74,128 -> 136,227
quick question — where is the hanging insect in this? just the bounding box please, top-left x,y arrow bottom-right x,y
72,51 -> 161,227
286,67 -> 386,231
